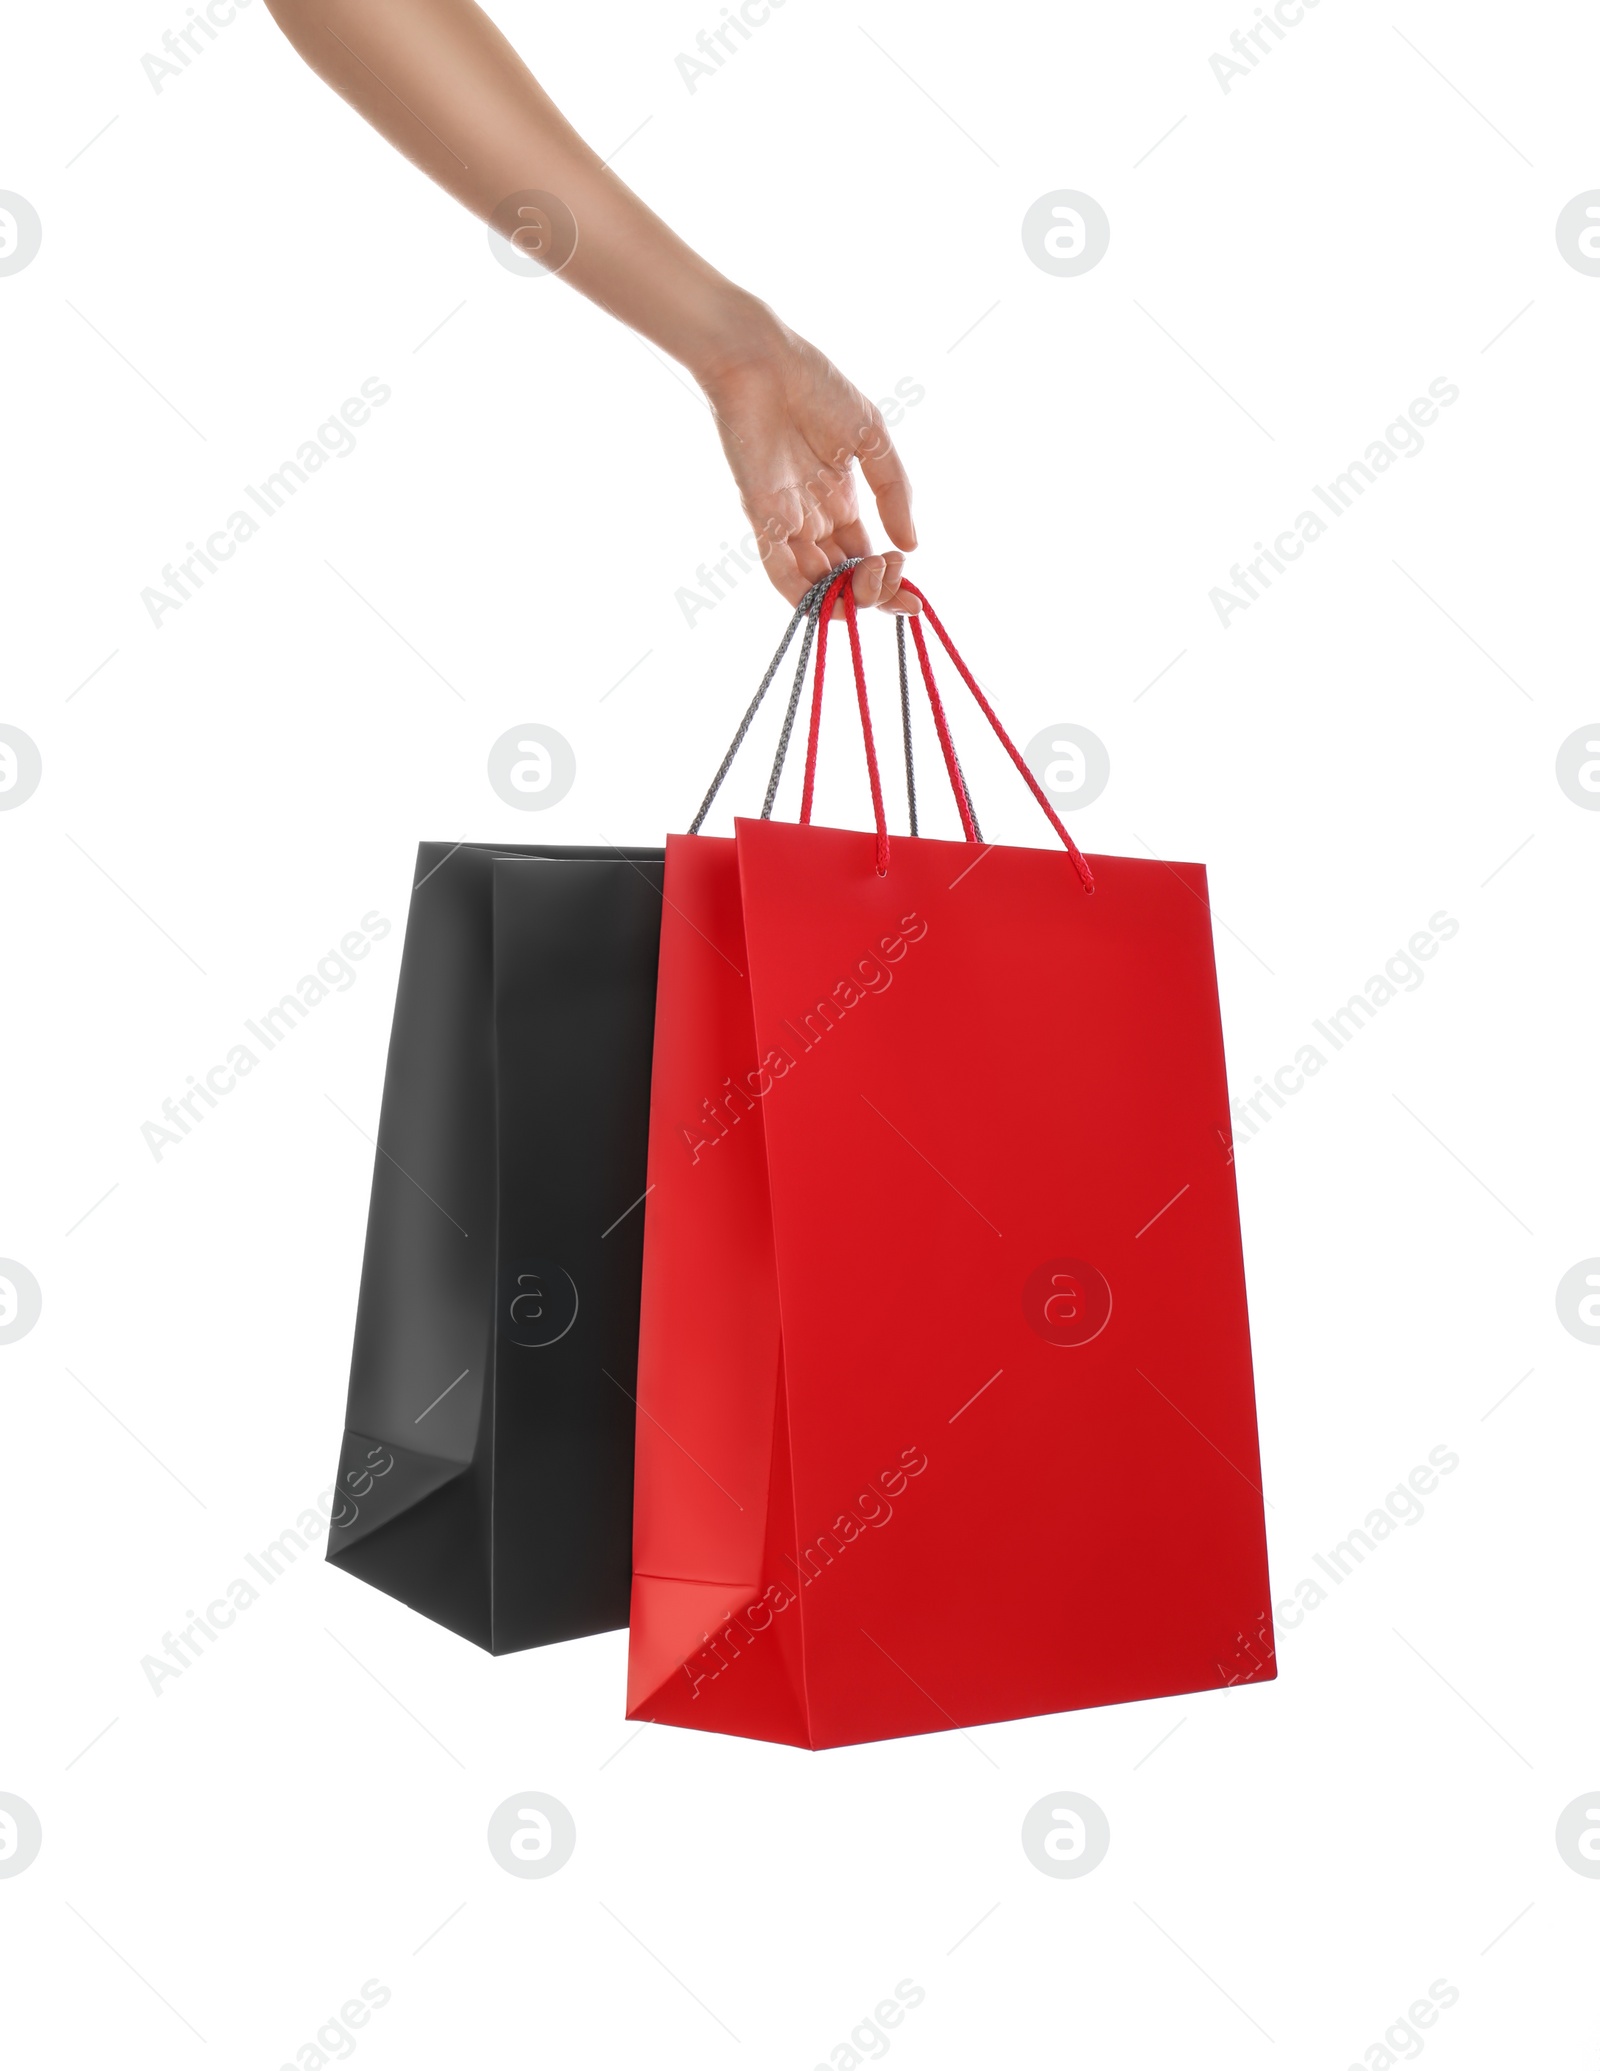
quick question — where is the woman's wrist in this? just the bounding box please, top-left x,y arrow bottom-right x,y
682,286 -> 789,394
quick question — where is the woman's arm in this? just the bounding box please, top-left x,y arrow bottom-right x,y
261,0 -> 917,611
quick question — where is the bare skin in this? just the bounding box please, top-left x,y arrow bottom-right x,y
262,0 -> 918,614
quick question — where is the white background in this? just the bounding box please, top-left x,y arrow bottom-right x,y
2,0 -> 1597,2064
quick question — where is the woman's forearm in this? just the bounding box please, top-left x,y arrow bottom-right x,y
262,0 -> 779,380
262,0 -> 916,608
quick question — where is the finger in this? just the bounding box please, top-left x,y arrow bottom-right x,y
806,534 -> 863,619
804,528 -> 863,617
831,514 -> 875,563
856,419 -> 916,551
820,518 -> 878,617
874,549 -> 920,615
835,537 -> 919,616
851,554 -> 888,610
756,535 -> 811,607
738,507 -> 809,605
813,460 -> 861,535
790,535 -> 836,588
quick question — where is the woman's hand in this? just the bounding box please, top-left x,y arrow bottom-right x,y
698,310 -> 919,617
261,0 -> 920,617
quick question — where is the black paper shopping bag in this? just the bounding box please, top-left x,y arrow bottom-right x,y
325,842 -> 663,1653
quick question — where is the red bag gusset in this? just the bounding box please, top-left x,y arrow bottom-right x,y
626,573 -> 1274,1749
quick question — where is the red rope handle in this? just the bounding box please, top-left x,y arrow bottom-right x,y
897,580 -> 1096,894
848,586 -> 892,875
800,566 -> 891,873
908,615 -> 979,843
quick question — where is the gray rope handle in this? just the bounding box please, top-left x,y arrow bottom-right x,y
693,562 -> 888,832
896,614 -> 918,838
690,562 -> 980,840
899,611 -> 982,842
688,571 -> 836,835
760,585 -> 827,819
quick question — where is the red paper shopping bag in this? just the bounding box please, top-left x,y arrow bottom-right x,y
627,573 -> 1274,1749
